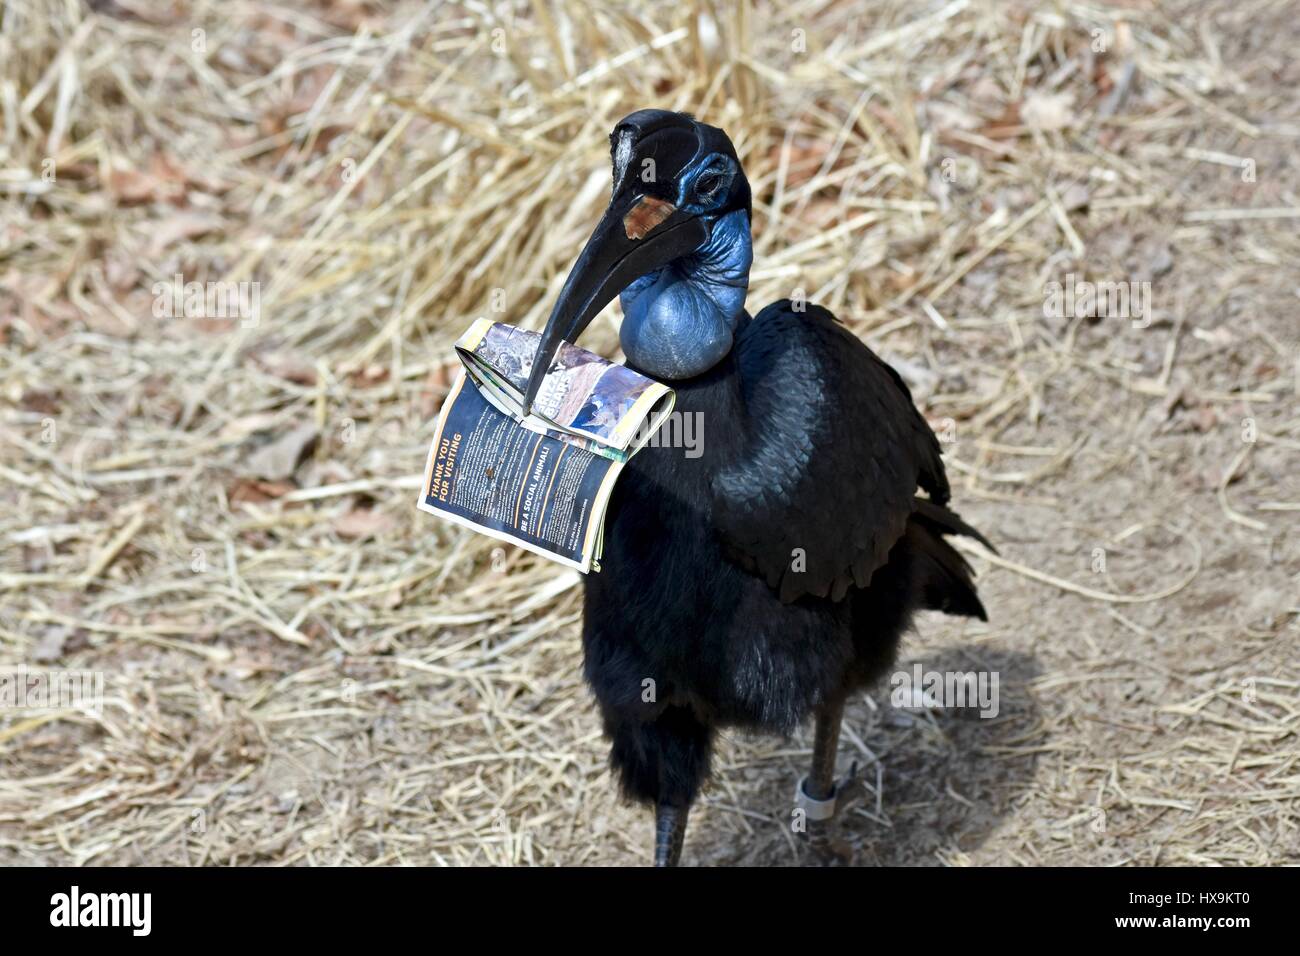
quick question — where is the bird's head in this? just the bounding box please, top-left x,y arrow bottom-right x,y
521,109 -> 752,414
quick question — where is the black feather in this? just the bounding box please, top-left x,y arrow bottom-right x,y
582,300 -> 993,807
911,496 -> 998,554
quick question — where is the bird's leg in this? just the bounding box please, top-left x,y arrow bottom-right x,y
601,705 -> 711,866
805,694 -> 845,803
795,694 -> 855,860
653,802 -> 689,867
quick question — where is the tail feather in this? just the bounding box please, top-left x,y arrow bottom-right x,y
911,496 -> 997,554
907,498 -> 992,621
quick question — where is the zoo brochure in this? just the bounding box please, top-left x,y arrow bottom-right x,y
417,318 -> 676,572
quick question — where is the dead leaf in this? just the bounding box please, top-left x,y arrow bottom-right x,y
108,154 -> 187,205
32,626 -> 72,663
229,478 -> 297,505
971,101 -> 1022,141
242,423 -> 319,481
334,506 -> 393,540
206,672 -> 248,699
109,167 -> 164,205
148,152 -> 189,190
1192,405 -> 1219,433
20,389 -> 61,415
764,139 -> 831,189
219,412 -> 283,442
1061,184 -> 1091,212
419,367 -> 451,419
146,212 -> 223,255
257,352 -> 318,386
349,364 -> 390,388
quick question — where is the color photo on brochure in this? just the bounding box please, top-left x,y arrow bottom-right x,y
417,320 -> 676,572
455,317 -> 675,460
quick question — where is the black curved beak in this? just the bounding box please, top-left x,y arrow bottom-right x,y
520,193 -> 708,416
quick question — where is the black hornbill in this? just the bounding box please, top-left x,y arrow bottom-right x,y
520,110 -> 993,865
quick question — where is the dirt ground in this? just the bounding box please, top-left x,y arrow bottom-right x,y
1,1 -> 1297,866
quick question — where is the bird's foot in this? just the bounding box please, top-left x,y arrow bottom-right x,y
795,761 -> 863,865
807,830 -> 855,865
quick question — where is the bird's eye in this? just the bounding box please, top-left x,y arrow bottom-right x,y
695,172 -> 724,200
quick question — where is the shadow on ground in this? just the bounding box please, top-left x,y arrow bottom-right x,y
694,647 -> 1045,866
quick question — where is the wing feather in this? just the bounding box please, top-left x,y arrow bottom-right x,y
711,300 -> 947,603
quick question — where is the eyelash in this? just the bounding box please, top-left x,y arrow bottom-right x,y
695,171 -> 725,199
